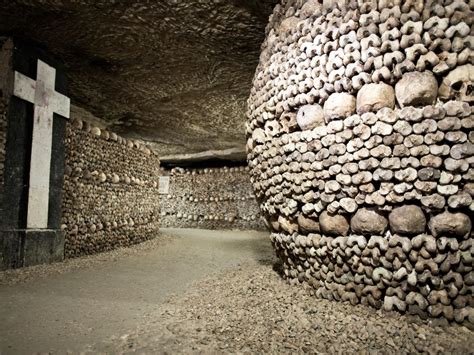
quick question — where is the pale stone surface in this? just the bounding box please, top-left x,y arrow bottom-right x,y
395,72 -> 438,107
297,214 -> 320,233
323,93 -> 356,122
340,198 -> 358,213
1,1 -> 279,157
350,208 -> 388,235
371,121 -> 393,136
450,143 -> 474,159
447,193 -> 472,209
252,128 -> 265,144
439,65 -> 474,103
13,59 -> 70,229
296,104 -> 324,131
319,211 -> 350,236
428,212 -> 472,238
357,83 -> 395,114
420,194 -> 445,209
389,205 -> 426,235
278,215 -> 298,234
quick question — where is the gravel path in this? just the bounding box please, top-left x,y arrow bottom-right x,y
0,234 -> 174,286
90,260 -> 474,354
1,228 -> 472,354
0,229 -> 271,354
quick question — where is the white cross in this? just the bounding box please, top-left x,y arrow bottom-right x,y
13,59 -> 70,229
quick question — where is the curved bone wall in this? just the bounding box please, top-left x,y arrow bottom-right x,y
247,0 -> 473,324
62,116 -> 161,258
160,166 -> 265,230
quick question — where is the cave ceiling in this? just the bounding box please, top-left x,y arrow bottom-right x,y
0,0 -> 278,157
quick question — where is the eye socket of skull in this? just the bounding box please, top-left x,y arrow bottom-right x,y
452,80 -> 474,103
451,81 -> 463,92
465,83 -> 473,97
439,64 -> 474,102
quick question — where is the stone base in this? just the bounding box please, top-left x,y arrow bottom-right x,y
0,229 -> 64,269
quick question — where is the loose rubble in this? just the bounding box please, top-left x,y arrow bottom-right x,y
88,262 -> 474,354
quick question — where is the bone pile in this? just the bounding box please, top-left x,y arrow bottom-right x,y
0,98 -> 6,192
247,0 -> 473,325
62,118 -> 161,258
160,166 -> 264,230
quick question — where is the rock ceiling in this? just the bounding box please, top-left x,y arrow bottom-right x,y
0,0 -> 278,157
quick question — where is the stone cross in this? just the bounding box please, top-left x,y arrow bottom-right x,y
13,59 -> 70,229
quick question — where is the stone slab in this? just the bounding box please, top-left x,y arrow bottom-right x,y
0,229 -> 65,269
0,39 -> 68,268
1,39 -> 67,230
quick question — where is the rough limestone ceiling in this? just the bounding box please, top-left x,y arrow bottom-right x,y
0,0 -> 278,156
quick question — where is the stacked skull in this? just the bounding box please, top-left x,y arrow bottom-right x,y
247,0 -> 473,325
160,166 -> 264,230
62,118 -> 161,257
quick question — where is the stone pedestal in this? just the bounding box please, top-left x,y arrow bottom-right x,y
0,38 -> 68,269
1,229 -> 65,268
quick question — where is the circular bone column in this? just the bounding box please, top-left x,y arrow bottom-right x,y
247,0 -> 473,325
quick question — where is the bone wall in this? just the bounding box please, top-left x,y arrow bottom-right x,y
62,116 -> 161,258
160,166 -> 265,230
247,1 -> 473,325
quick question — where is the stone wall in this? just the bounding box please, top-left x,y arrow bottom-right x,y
0,98 -> 5,266
62,116 -> 161,258
160,166 -> 265,230
0,38 -> 10,197
247,1 -> 473,324
0,94 -> 6,194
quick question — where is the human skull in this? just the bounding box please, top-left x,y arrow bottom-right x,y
439,64 -> 474,103
280,111 -> 298,133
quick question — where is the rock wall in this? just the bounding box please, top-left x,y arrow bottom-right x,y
0,98 -> 5,266
160,166 -> 265,230
62,116 -> 161,258
0,95 -> 6,194
247,1 -> 473,324
0,0 -> 279,157
0,38 -> 10,197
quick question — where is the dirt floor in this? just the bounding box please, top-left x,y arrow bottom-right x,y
89,260 -> 474,354
0,228 -> 272,354
1,228 -> 473,354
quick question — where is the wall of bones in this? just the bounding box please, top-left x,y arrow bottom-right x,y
160,166 -> 265,230
61,114 -> 161,258
247,0 -> 473,324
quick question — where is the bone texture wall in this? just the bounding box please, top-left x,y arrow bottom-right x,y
160,166 -> 265,230
62,115 -> 161,258
247,0 -> 473,325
